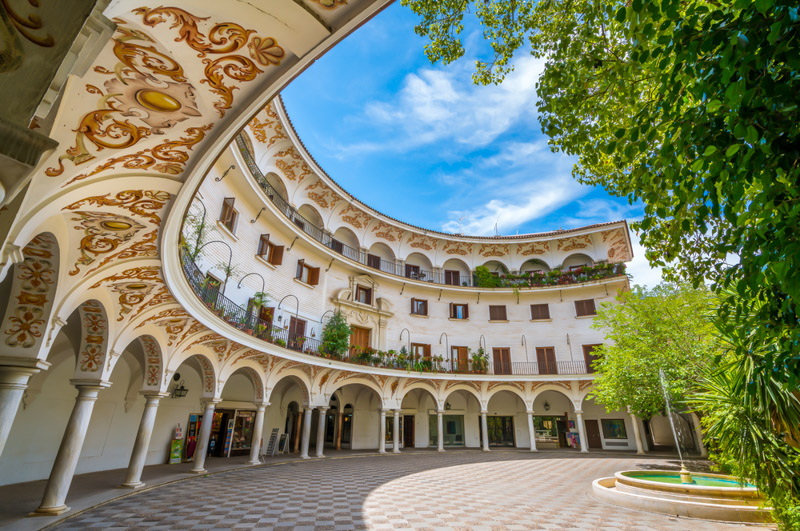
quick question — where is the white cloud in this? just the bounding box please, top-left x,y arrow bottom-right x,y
626,230 -> 664,288
341,55 -> 545,155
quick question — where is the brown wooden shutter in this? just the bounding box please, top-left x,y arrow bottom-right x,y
308,266 -> 320,286
410,298 -> 416,314
424,344 -> 431,358
221,197 -> 235,222
449,302 -> 454,318
586,299 -> 596,315
464,304 -> 469,319
271,245 -> 284,265
258,234 -> 270,255
296,259 -> 304,279
575,300 -> 585,316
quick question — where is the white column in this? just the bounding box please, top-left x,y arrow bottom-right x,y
575,410 -> 589,453
248,402 -> 268,465
190,399 -> 219,474
300,407 -> 313,459
392,409 -> 401,453
629,410 -> 645,455
315,406 -> 328,458
121,392 -> 167,487
480,410 -> 490,451
436,410 -> 444,452
526,410 -> 537,452
0,361 -> 47,457
33,380 -> 109,515
378,409 -> 386,453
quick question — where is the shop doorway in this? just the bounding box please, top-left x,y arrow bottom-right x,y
492,348 -> 512,375
584,419 -> 603,449
533,415 -> 570,449
284,402 -> 300,453
341,403 -> 354,448
403,415 -> 415,447
451,346 -> 469,372
429,414 -> 465,447
483,416 -> 515,446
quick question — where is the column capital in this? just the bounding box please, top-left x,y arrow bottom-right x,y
202,398 -> 222,407
316,406 -> 329,412
436,409 -> 444,415
0,356 -> 50,371
480,410 -> 488,415
393,408 -> 401,414
141,391 -> 169,399
254,400 -> 270,409
526,410 -> 535,415
70,379 -> 111,391
574,409 -> 584,415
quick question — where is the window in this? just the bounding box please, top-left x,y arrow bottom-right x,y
295,259 -> 320,286
444,269 -> 460,286
530,303 -> 550,320
575,299 -> 597,317
355,285 -> 372,305
489,305 -> 507,321
203,273 -> 221,306
292,216 -> 305,231
367,254 -> 381,269
449,303 -> 469,320
410,342 -> 431,360
492,347 -> 511,375
410,298 -> 428,316
582,344 -> 601,373
535,347 -> 557,375
330,239 -> 344,255
288,316 -> 307,351
601,419 -> 628,439
256,234 -> 284,265
405,263 -> 420,279
219,197 -> 238,234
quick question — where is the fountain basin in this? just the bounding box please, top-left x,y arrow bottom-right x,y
592,470 -> 772,524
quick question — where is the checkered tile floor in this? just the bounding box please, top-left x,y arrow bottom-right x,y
52,451 -> 770,530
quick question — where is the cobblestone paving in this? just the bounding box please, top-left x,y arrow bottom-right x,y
53,451 -> 770,530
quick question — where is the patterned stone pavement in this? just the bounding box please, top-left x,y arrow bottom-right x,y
52,451 -> 771,530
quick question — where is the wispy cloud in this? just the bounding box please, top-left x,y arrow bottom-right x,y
626,230 -> 664,288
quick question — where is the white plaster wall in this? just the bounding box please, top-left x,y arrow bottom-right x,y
148,367 -> 204,465
582,399 -> 637,451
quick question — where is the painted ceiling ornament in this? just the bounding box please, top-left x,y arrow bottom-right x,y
0,0 -> 55,47
372,221 -> 403,243
305,179 -> 342,210
275,147 -> 313,183
478,243 -> 509,258
249,102 -> 286,146
442,240 -> 473,256
131,286 -> 174,319
406,232 -> 436,251
103,72 -> 201,134
3,234 -> 58,348
556,234 -> 593,252
134,6 -> 285,117
177,319 -> 206,345
67,211 -> 146,276
518,241 -> 550,256
89,265 -> 162,320
62,190 -> 173,225
140,336 -> 163,388
84,229 -> 158,276
65,124 -> 213,185
194,355 -> 215,394
135,306 -> 189,329
339,204 -> 371,230
77,301 -> 108,373
602,228 -> 631,262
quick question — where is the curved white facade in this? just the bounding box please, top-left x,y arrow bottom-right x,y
0,0 -> 696,518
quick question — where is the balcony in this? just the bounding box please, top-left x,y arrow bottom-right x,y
181,250 -> 592,377
235,135 -> 626,290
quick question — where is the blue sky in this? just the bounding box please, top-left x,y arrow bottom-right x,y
282,3 -> 660,286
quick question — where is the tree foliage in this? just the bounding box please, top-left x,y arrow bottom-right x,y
403,0 -> 800,389
589,283 -> 718,419
320,310 -> 352,358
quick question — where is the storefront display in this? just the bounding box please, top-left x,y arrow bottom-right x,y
184,414 -> 201,461
428,414 -> 465,446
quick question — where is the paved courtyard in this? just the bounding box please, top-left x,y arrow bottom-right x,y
51,451 -> 769,530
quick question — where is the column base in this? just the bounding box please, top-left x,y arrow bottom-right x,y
378,450 -> 386,454
437,448 -> 445,453
301,455 -> 311,459
580,449 -> 589,453
482,448 -> 490,452
529,448 -> 538,452
189,468 -> 207,474
119,481 -> 144,489
30,505 -> 70,517
636,450 -> 645,455
247,460 -> 260,465
315,454 -> 325,458
393,449 -> 400,454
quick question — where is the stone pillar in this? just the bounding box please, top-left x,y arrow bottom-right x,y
121,392 -> 168,488
480,411 -> 490,452
393,409 -> 401,453
335,410 -> 343,450
300,407 -> 313,459
378,409 -> 386,453
0,360 -> 48,457
436,410 -> 444,452
32,380 -> 109,516
315,407 -> 328,458
526,410 -> 537,452
575,410 -> 589,453
293,409 -> 303,452
191,399 -> 220,474
248,402 -> 268,465
629,410 -> 645,455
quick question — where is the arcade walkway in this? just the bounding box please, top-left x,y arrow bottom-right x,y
1,451 -> 771,530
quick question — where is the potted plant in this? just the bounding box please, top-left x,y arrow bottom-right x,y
320,310 -> 353,360
274,338 -> 286,348
471,347 -> 488,374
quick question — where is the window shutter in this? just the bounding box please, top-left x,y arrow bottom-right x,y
410,298 -> 416,314
296,259 -> 304,279
449,302 -> 454,318
309,266 -> 320,286
258,234 -> 270,255
464,304 -> 469,319
575,300 -> 584,316
271,245 -> 284,265
221,197 -> 234,222
586,299 -> 596,315
424,344 -> 431,358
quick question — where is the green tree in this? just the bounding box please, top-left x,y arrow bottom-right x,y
402,0 -> 800,387
589,283 -> 718,419
320,311 -> 352,359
